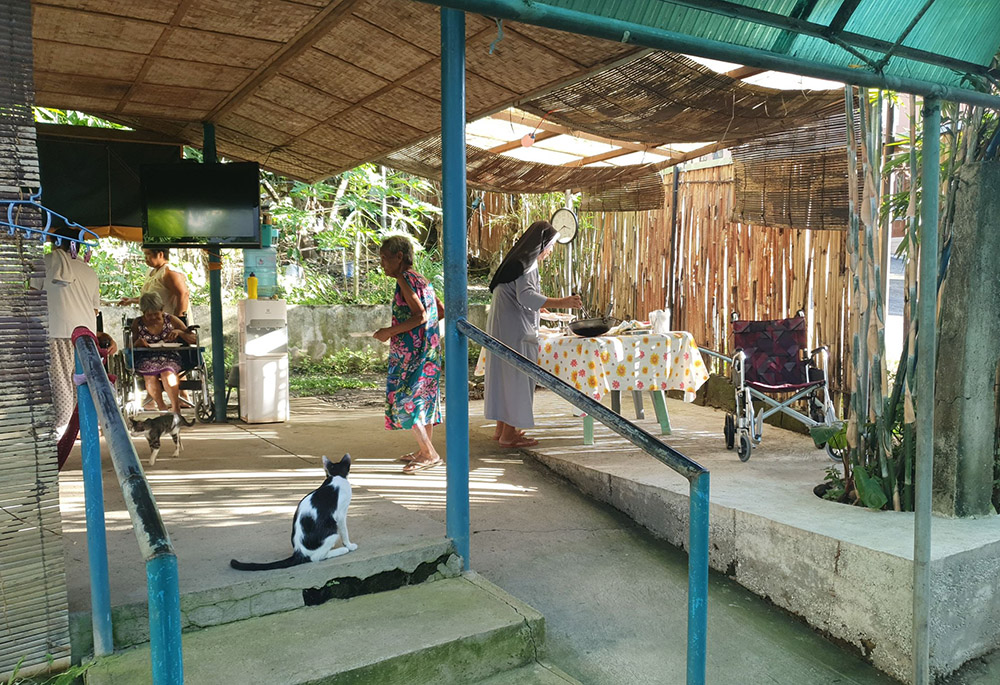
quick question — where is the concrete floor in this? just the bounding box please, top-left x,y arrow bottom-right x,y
57,394 -> 992,684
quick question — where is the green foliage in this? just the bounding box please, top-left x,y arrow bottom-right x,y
290,374 -> 377,396
289,349 -> 386,397
821,466 -> 846,502
88,240 -> 147,302
810,420 -> 846,450
853,465 -> 889,511
268,164 -> 440,260
5,653 -> 93,684
292,348 -> 387,376
33,107 -> 455,308
34,108 -> 125,129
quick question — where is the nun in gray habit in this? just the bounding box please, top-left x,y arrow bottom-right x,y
484,221 -> 582,447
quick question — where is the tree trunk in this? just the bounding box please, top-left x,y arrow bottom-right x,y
933,161 -> 1000,517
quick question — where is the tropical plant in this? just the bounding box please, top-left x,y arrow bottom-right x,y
839,91 -> 1000,511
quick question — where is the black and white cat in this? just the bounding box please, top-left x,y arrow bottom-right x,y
230,454 -> 357,571
129,413 -> 194,466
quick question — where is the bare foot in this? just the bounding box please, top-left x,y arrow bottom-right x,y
492,429 -> 526,441
498,436 -> 539,448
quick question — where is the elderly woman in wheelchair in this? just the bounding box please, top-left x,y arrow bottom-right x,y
131,292 -> 197,415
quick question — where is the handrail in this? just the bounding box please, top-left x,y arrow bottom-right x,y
458,319 -> 710,684
461,320 -> 706,478
72,328 -> 183,684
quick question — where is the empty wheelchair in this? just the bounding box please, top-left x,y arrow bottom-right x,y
111,313 -> 214,422
718,311 -> 840,462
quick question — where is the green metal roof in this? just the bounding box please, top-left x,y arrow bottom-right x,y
540,0 -> 1000,90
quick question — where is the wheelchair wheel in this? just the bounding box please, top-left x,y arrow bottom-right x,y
826,442 -> 847,463
196,395 -> 215,423
724,413 -> 735,450
737,433 -> 752,462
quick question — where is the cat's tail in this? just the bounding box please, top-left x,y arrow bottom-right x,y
230,553 -> 308,571
177,414 -> 196,427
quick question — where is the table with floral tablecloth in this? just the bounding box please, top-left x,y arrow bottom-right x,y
536,330 -> 708,442
537,331 -> 708,401
475,328 -> 709,443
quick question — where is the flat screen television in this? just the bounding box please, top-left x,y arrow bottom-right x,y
141,162 -> 261,248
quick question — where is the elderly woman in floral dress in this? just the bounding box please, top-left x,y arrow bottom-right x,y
373,235 -> 444,474
130,291 -> 196,415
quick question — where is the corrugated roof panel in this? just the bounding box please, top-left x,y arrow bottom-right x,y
539,0 -> 1000,90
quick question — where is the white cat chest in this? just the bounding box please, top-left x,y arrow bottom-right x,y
238,299 -> 290,423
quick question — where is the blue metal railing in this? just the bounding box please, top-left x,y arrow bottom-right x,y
458,320 -> 710,684
73,329 -> 183,684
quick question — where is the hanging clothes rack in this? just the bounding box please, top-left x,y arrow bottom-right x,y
1,187 -> 99,253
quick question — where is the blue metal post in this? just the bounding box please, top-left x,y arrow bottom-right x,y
75,349 -> 114,656
441,7 -> 470,569
912,97 -> 939,685
202,122 -> 227,422
687,472 -> 710,685
147,554 -> 184,685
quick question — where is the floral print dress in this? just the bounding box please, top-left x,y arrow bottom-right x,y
134,313 -> 183,376
385,270 -> 442,430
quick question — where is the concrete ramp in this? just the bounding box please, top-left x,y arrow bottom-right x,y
85,573 -> 564,685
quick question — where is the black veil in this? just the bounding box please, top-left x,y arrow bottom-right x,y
488,220 -> 558,292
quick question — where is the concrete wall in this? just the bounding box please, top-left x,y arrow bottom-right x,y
535,452 -> 1000,683
99,303 -> 489,364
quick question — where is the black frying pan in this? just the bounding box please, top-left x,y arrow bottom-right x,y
568,316 -> 621,337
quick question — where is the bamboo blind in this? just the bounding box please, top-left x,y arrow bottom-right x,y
524,51 -> 844,145
0,1 -> 71,679
476,165 -> 850,397
731,111 -> 861,231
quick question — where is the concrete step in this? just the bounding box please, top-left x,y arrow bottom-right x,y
71,538 -> 459,658
474,662 -> 581,684
85,573 -> 545,685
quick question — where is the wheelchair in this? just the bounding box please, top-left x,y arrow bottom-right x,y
109,313 -> 214,422
714,311 -> 841,462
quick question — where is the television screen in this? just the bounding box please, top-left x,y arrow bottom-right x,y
141,162 -> 261,248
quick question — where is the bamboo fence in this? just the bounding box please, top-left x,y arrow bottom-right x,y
475,164 -> 851,397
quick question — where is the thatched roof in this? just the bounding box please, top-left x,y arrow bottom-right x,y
32,0 -> 640,182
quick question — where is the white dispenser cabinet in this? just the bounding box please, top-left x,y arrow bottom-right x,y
238,299 -> 289,423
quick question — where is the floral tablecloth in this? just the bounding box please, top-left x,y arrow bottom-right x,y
536,331 -> 708,402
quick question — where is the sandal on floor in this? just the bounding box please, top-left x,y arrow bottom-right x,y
402,457 -> 442,474
499,436 -> 539,448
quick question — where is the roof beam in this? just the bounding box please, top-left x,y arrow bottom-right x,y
487,129 -> 560,153
35,123 -> 186,146
563,146 -> 638,167
652,0 -> 994,78
828,0 -> 863,33
115,0 -> 198,114
875,0 -> 937,70
488,112 -> 675,158
207,0 -> 362,121
723,66 -> 766,79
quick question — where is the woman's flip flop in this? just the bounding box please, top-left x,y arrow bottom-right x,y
402,457 -> 443,474
396,452 -> 419,463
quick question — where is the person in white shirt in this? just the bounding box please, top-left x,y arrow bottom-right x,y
119,247 -> 190,323
34,228 -> 101,437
